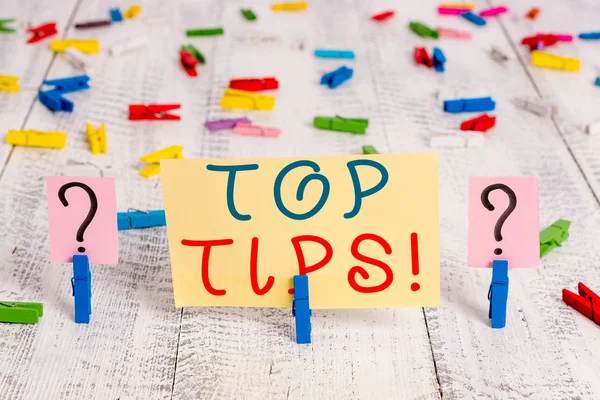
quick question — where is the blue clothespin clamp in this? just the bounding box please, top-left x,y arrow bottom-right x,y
292,275 -> 311,344
39,75 -> 90,112
488,260 -> 508,329
579,32 -> 600,40
117,209 -> 166,230
110,8 -> 123,22
432,47 -> 446,73
461,11 -> 486,26
72,255 -> 92,324
314,49 -> 355,59
320,66 -> 353,89
444,96 -> 496,113
38,90 -> 74,112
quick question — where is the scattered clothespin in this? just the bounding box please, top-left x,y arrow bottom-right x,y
362,145 -> 379,154
72,255 -> 92,324
180,50 -> 199,77
205,117 -> 251,131
545,33 -> 573,42
563,282 -> 600,326
460,113 -> 496,132
371,10 -> 395,21
186,27 -> 224,37
461,11 -> 486,26
85,122 -> 107,154
230,77 -> 278,91
0,301 -> 43,324
292,275 -> 311,344
117,209 -> 166,230
531,50 -> 580,72
233,122 -> 281,137
38,90 -> 74,112
539,219 -> 571,257
109,37 -> 147,56
439,3 -> 475,9
437,27 -> 471,40
488,260 -> 508,329
313,116 -> 368,134
0,75 -> 20,92
586,120 -> 600,135
490,47 -> 509,64
272,2 -> 308,11
438,7 -> 472,15
0,18 -> 16,33
123,5 -> 142,19
5,130 -> 67,149
181,44 -> 205,64
50,39 -> 100,54
241,9 -> 257,21
139,145 -> 184,178
110,7 -> 124,22
522,34 -> 559,50
27,22 -> 57,44
64,48 -> 94,73
43,75 -> 90,94
479,6 -> 508,17
432,47 -> 446,72
414,47 -> 433,68
525,7 -> 540,20
579,32 -> 600,40
314,49 -> 355,59
128,104 -> 181,120
320,66 -> 353,89
444,97 -> 496,113
513,96 -> 557,118
429,128 -> 484,148
220,88 -> 276,110
75,20 -> 112,29
409,21 -> 439,39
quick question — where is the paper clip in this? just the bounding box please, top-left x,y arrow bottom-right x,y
272,2 -> 308,11
371,10 -> 395,21
6,130 -> 67,149
539,219 -> 571,257
438,7 -> 472,15
85,122 -> 107,154
230,77 -> 278,92
72,255 -> 91,324
531,50 -> 580,72
563,282 -> 600,327
64,48 -> 94,73
241,9 -> 257,21
460,113 -> 496,132
50,39 -> 100,54
180,50 -> 199,77
205,117 -> 251,131
525,7 -> 540,20
429,128 -> 484,148
314,49 -> 356,59
186,27 -> 224,37
129,104 -> 181,120
313,116 -> 368,134
109,37 -> 147,56
436,27 -> 471,40
110,7 -> 123,22
27,22 -> 58,44
0,301 -> 43,324
320,66 -> 353,89
75,20 -> 112,29
409,21 -> 439,39
461,11 -> 486,26
444,97 -> 496,113
292,275 -> 311,344
123,5 -> 142,19
233,122 -> 281,137
513,96 -> 557,118
181,44 -> 205,64
490,47 -> 509,64
139,145 -> 184,178
414,47 -> 433,68
362,145 -> 379,154
488,260 -> 508,329
479,6 -> 508,17
220,88 -> 276,110
118,209 -> 166,230
0,75 -> 20,92
579,32 -> 600,40
0,18 -> 16,33
433,47 -> 446,73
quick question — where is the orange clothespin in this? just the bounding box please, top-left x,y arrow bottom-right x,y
525,7 -> 540,20
27,22 -> 58,44
563,283 -> 600,326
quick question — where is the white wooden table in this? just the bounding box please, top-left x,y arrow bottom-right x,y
1,1 -> 599,399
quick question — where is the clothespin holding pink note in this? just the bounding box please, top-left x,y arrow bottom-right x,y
233,122 -> 281,137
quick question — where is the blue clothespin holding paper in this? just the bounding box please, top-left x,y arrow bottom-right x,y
488,260 -> 509,329
320,66 -> 353,89
292,275 -> 311,344
117,209 -> 166,230
72,255 -> 92,324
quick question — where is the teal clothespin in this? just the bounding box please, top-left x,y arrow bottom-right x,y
362,145 -> 379,154
0,301 -> 43,324
313,116 -> 369,134
181,44 -> 206,64
540,219 -> 571,258
409,21 -> 439,39
0,19 -> 16,33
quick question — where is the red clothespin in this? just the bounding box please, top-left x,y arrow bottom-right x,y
128,104 -> 181,120
521,34 -> 559,50
563,282 -> 600,326
414,47 -> 433,68
371,10 -> 395,21
180,50 -> 198,77
229,77 -> 279,92
27,22 -> 58,44
460,114 -> 496,132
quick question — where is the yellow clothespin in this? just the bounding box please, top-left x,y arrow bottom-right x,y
123,5 -> 142,19
5,130 -> 67,149
139,145 -> 184,178
439,3 -> 476,9
220,88 -> 276,111
0,75 -> 20,92
271,2 -> 308,11
85,123 -> 107,154
50,39 -> 100,55
531,51 -> 580,72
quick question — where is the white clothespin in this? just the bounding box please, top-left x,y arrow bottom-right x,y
513,96 -> 557,118
430,128 -> 485,148
64,48 -> 94,74
490,47 -> 509,64
586,120 -> 600,135
108,37 -> 147,56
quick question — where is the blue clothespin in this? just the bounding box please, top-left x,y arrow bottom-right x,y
579,32 -> 600,40
443,97 -> 496,113
42,75 -> 90,94
292,275 -> 311,344
72,255 -> 92,324
314,49 -> 355,59
432,47 -> 446,73
38,90 -> 74,112
461,11 -> 486,26
595,77 -> 600,87
488,260 -> 508,329
320,66 -> 353,89
117,210 -> 166,230
110,8 -> 123,22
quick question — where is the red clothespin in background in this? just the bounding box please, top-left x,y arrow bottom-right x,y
371,10 -> 395,21
128,104 -> 181,120
521,34 -> 559,50
229,77 -> 279,92
414,47 -> 433,68
180,50 -> 199,77
27,22 -> 58,44
563,282 -> 600,326
460,114 -> 496,132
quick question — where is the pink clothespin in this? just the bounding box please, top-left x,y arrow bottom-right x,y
479,6 -> 508,17
541,33 -> 573,42
437,27 -> 471,39
437,7 -> 471,15
233,123 -> 281,137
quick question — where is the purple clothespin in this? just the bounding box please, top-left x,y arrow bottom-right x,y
204,117 -> 251,132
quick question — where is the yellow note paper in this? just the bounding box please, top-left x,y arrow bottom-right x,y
161,153 -> 439,309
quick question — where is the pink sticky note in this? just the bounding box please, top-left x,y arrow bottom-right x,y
47,176 -> 118,264
468,177 -> 539,268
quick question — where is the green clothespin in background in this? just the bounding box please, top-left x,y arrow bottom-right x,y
0,301 -> 43,324
181,44 -> 206,64
186,27 -> 224,37
241,9 -> 257,21
409,21 -> 439,39
540,219 -> 571,258
362,145 -> 379,154
313,116 -> 369,134
0,19 -> 16,33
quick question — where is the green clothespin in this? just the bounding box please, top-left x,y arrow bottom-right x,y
0,19 -> 16,33
409,21 -> 439,39
313,116 -> 369,134
186,27 -> 224,37
241,9 -> 257,21
539,219 -> 571,258
181,44 -> 206,64
362,145 -> 379,154
0,301 -> 43,324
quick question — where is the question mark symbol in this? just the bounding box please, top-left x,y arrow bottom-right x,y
58,182 -> 98,254
480,184 -> 517,256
